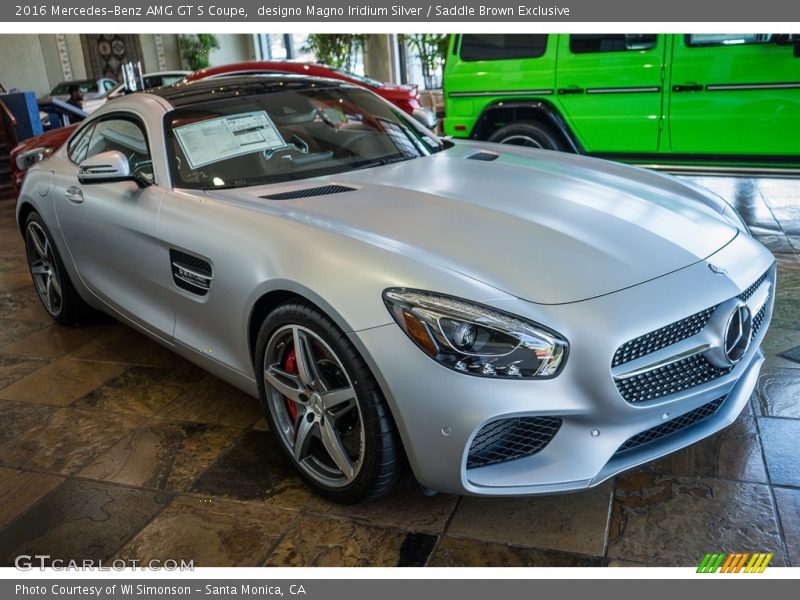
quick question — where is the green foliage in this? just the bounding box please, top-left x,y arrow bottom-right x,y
303,34 -> 367,72
403,34 -> 449,89
179,34 -> 220,70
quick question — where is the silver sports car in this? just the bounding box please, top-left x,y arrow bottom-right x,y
16,75 -> 775,503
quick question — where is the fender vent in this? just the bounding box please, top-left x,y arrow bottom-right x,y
170,250 -> 212,296
465,150 -> 499,162
261,185 -> 356,200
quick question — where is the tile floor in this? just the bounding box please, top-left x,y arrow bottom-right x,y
0,176 -> 798,567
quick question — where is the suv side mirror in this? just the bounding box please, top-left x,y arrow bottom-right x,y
78,150 -> 138,185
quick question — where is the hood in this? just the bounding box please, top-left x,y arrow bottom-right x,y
209,144 -> 737,304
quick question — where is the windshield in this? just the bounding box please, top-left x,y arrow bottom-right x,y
165,84 -> 443,190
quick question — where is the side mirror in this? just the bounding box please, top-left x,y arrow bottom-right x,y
78,150 -> 135,185
412,107 -> 438,131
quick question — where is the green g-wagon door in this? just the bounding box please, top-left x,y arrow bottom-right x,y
669,34 -> 800,156
554,34 -> 667,153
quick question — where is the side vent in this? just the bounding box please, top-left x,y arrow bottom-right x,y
465,150 -> 499,162
170,250 -> 212,296
261,184 -> 356,201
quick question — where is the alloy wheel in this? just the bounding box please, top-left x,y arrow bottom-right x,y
263,324 -> 365,488
25,221 -> 63,317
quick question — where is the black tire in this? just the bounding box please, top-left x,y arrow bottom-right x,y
24,212 -> 93,325
255,300 -> 405,504
488,120 -> 566,151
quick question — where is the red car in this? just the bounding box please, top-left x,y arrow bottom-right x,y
10,61 -> 435,195
185,61 -> 429,118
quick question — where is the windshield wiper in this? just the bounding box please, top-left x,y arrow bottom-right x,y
352,155 -> 413,170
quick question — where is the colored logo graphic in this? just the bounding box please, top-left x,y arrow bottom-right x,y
697,552 -> 773,573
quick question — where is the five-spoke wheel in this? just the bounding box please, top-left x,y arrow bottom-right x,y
25,220 -> 63,318
256,301 -> 405,503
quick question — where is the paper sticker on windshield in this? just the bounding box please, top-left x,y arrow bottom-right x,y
174,111 -> 285,168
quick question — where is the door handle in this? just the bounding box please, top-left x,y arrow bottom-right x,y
672,84 -> 704,92
557,86 -> 585,95
65,186 -> 84,204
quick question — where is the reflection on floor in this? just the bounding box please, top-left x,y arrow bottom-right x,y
0,176 -> 798,567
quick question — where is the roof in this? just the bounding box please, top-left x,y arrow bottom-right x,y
146,74 -> 354,108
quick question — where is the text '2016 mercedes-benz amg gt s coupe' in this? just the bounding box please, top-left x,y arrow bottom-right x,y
16,75 -> 775,503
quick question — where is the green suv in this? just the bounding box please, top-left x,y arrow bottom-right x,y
444,34 -> 799,170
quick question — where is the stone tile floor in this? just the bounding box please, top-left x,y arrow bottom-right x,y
0,176 -> 798,567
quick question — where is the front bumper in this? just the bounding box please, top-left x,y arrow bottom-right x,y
350,231 -> 775,496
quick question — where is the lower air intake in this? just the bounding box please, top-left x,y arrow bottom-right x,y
467,416 -> 562,469
614,396 -> 726,457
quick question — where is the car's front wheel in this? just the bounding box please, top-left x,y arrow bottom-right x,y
255,301 -> 405,503
24,211 -> 92,325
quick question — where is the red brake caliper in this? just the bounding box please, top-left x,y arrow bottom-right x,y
284,348 -> 299,421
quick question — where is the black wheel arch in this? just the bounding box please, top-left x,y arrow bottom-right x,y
470,100 -> 584,153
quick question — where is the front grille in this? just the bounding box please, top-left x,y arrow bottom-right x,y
614,396 -> 725,456
467,416 -> 562,469
612,269 -> 771,404
738,271 -> 768,303
616,354 -> 732,403
753,304 -> 767,336
612,307 -> 716,368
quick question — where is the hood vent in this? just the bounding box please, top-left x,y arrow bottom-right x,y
465,150 -> 499,162
261,184 -> 356,201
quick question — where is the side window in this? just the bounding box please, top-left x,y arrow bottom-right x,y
67,123 -> 95,164
570,34 -> 657,54
686,34 -> 773,47
104,80 -> 116,91
460,34 -> 548,61
85,117 -> 154,185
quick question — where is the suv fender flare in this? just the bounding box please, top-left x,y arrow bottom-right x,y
470,100 -> 584,154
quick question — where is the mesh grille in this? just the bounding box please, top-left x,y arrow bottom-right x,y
261,185 -> 356,200
612,307 -> 716,368
615,354 -> 732,404
614,396 -> 725,456
612,269 -> 770,369
467,417 -> 562,469
738,271 -> 768,303
753,304 -> 767,336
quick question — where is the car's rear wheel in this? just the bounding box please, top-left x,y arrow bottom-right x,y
255,301 -> 405,503
24,212 -> 91,325
488,121 -> 566,151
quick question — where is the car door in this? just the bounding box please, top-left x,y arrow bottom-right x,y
53,113 -> 174,339
669,34 -> 800,155
555,34 -> 667,153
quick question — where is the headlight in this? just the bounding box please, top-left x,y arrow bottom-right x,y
383,289 -> 568,379
15,146 -> 55,171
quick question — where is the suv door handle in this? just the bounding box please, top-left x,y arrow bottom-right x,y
65,186 -> 84,204
557,86 -> 585,95
672,84 -> 704,92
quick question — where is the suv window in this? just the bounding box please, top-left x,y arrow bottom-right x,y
460,34 -> 547,61
686,34 -> 773,47
85,117 -> 154,184
570,34 -> 657,54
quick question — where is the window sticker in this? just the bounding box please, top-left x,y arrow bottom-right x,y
174,111 -> 285,168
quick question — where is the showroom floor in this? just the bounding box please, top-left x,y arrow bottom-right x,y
0,176 -> 798,568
